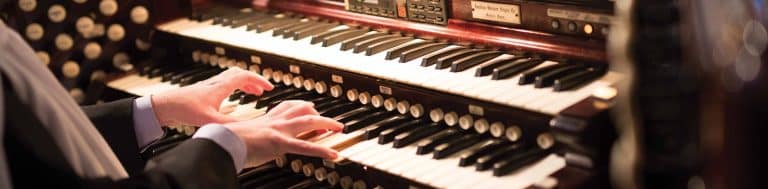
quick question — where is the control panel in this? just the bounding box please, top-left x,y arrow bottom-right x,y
345,0 -> 449,25
406,0 -> 449,25
345,0 -> 398,18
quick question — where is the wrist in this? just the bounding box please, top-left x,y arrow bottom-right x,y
149,94 -> 172,126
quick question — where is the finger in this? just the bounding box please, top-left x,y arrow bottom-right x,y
229,70 -> 274,94
271,100 -> 318,119
241,85 -> 264,96
276,115 -> 343,136
276,136 -> 338,159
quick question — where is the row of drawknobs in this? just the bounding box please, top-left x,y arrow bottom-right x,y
2,0 -> 154,104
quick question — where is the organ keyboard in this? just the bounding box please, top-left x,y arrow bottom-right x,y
108,0 -> 621,188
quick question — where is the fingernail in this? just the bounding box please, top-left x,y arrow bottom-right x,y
328,151 -> 338,159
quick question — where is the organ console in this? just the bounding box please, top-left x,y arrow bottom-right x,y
100,0 -> 623,188
13,0 -> 766,189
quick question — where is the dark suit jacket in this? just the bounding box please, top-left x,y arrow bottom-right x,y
2,80 -> 239,189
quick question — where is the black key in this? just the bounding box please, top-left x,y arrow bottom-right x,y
392,122 -> 442,148
191,6 -> 233,21
254,84 -> 287,99
238,164 -> 278,181
421,47 -> 467,67
475,142 -> 527,171
253,18 -> 301,33
213,11 -> 247,25
322,29 -> 370,47
340,33 -> 389,51
196,6 -> 237,21
273,19 -> 315,37
222,12 -> 263,26
416,129 -> 461,155
151,65 -> 187,78
255,87 -> 301,108
306,96 -> 335,104
554,65 -> 607,91
240,94 -> 260,105
319,103 -> 359,117
332,106 -> 374,122
377,119 -> 424,144
141,64 -> 170,76
265,91 -> 316,109
519,63 -> 570,85
353,34 -> 401,53
434,49 -> 485,69
310,28 -> 354,45
163,64 -> 212,84
170,66 -> 212,83
492,148 -> 550,176
450,51 -> 503,72
229,90 -> 246,101
160,65 -> 201,82
272,18 -> 316,37
293,23 -> 338,40
213,10 -> 254,26
180,68 -> 224,86
255,83 -> 300,99
336,107 -> 379,123
491,58 -> 545,80
363,116 -> 413,139
241,170 -> 292,188
246,15 -> 287,31
459,139 -> 507,166
433,133 -> 485,159
534,64 -> 589,88
365,37 -> 414,56
399,43 -> 451,63
385,41 -> 434,60
314,99 -> 344,110
229,13 -> 269,28
314,101 -> 349,113
255,174 -> 306,189
286,179 -> 320,189
343,111 -> 395,133
364,116 -> 418,140
475,56 -> 530,77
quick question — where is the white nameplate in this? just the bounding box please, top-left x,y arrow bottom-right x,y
470,1 -> 521,25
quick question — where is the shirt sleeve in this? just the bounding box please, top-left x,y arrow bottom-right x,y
132,96 -> 164,147
132,96 -> 246,172
192,124 -> 247,172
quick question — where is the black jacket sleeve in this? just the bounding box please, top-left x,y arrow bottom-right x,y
81,98 -> 145,176
80,99 -> 240,189
3,88 -> 239,189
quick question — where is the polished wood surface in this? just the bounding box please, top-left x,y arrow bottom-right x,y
267,0 -> 607,62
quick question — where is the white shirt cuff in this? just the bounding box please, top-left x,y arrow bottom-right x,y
192,124 -> 247,172
132,96 -> 164,148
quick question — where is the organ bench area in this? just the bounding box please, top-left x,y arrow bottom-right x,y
107,0 -> 621,188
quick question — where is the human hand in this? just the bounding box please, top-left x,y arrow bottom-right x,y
151,67 -> 274,126
222,100 -> 343,167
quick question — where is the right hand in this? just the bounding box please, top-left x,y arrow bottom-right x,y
222,100 -> 343,167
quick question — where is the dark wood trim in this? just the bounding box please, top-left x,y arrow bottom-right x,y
267,0 -> 606,62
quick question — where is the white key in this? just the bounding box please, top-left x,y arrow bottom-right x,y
156,18 -> 623,116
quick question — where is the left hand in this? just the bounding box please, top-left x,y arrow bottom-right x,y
150,67 -> 274,126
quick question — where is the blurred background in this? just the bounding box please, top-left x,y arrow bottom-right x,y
1,0 -> 767,188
